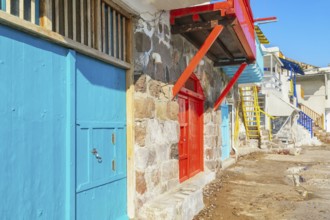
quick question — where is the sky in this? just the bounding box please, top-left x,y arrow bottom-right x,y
251,0 -> 330,67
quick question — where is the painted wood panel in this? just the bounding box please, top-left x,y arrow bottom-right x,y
0,25 -> 127,220
221,103 -> 231,160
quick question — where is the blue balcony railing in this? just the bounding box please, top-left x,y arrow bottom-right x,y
222,38 -> 264,84
298,111 -> 313,138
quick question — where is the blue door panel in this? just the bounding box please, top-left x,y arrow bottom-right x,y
76,178 -> 127,220
75,54 -> 127,219
0,25 -> 127,219
0,25 -> 69,219
221,104 -> 231,160
76,53 -> 126,122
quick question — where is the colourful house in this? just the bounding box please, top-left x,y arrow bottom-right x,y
0,0 -> 270,219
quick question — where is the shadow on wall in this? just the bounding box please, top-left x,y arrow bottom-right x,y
134,20 -> 226,111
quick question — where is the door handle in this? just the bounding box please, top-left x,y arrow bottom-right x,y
91,148 -> 102,163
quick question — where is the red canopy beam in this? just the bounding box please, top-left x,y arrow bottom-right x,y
213,62 -> 247,110
172,25 -> 224,98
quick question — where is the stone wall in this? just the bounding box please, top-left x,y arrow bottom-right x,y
133,12 -> 231,214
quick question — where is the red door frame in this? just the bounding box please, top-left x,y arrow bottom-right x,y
178,74 -> 204,182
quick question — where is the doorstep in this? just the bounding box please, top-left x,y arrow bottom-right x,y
138,171 -> 215,220
221,157 -> 236,170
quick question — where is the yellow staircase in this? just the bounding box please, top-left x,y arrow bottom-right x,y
240,86 -> 261,139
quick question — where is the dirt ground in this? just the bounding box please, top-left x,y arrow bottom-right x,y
194,145 -> 330,220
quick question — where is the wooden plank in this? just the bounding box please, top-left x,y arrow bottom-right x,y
80,0 -> 84,44
107,6 -> 111,55
5,0 -> 10,13
39,0 -> 52,30
64,0 -> 68,36
19,0 -> 24,19
55,0 -> 59,32
87,0 -> 91,46
101,2 -> 105,52
91,0 -> 95,48
0,10 -> 131,69
118,13 -> 121,60
95,0 -> 101,50
31,0 -> 36,24
122,17 -> 126,62
72,0 -> 76,40
103,0 -> 130,18
171,20 -> 219,34
125,15 -> 134,219
112,10 -> 116,58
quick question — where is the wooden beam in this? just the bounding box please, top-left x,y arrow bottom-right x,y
72,0 -> 76,41
64,0 -> 68,37
171,20 -> 219,34
125,15 -> 135,219
214,59 -> 251,67
19,0 -> 24,19
5,0 -> 10,13
112,10 -> 117,57
95,0 -> 101,50
31,0 -> 36,24
80,0 -> 84,44
103,0 -> 130,18
122,17 -> 126,62
55,0 -> 59,32
118,13 -> 122,60
107,6 -> 111,55
101,2 -> 105,52
172,25 -> 224,98
0,10 -> 131,69
39,0 -> 52,30
87,0 -> 91,46
213,63 -> 247,110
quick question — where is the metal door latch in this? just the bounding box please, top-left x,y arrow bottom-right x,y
91,148 -> 102,163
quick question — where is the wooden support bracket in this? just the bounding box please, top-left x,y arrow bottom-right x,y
172,25 -> 224,98
213,62 -> 247,110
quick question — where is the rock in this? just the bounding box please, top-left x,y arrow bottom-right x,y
135,97 -> 155,119
167,101 -> 179,120
135,121 -> 147,146
149,80 -> 162,98
135,74 -> 147,93
136,171 -> 147,195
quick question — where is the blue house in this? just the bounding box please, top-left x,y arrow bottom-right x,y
0,2 -> 132,219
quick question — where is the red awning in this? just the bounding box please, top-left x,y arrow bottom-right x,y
170,0 -> 256,66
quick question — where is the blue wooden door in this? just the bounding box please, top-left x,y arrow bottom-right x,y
75,54 -> 127,220
221,103 -> 231,160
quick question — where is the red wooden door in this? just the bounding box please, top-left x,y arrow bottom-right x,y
178,95 -> 189,182
178,76 -> 204,182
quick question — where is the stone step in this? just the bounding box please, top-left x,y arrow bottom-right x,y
138,172 -> 215,220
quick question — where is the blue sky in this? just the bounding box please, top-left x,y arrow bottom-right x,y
251,0 -> 330,67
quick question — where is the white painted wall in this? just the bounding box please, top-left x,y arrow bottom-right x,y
297,77 -> 325,115
265,93 -> 296,116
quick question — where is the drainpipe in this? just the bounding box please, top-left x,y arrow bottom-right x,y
325,73 -> 328,100
293,70 -> 298,106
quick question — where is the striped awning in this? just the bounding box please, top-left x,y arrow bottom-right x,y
254,26 -> 269,44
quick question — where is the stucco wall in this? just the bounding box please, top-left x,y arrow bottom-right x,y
297,76 -> 325,115
132,12 -> 231,215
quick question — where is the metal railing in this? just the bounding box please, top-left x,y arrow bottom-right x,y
299,103 -> 324,130
298,111 -> 313,138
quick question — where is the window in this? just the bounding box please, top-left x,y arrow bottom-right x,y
1,0 -> 130,63
1,0 -> 39,24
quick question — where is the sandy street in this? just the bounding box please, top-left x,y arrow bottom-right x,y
194,145 -> 330,220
